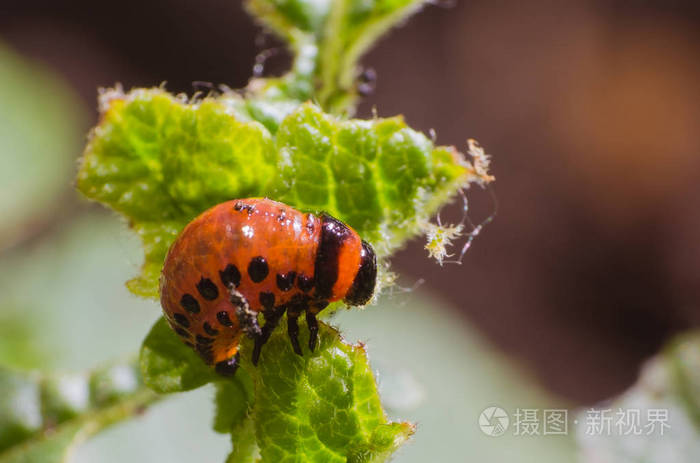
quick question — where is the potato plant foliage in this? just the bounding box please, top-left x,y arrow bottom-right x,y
1,1 -> 494,462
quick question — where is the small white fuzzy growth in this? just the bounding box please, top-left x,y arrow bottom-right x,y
466,138 -> 495,186
419,138 -> 495,265
423,222 -> 465,265
97,84 -> 125,113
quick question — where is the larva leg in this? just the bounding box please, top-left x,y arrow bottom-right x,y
252,305 -> 285,365
287,311 -> 303,356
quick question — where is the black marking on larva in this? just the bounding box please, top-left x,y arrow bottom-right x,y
297,274 -> 314,293
277,209 -> 286,223
180,293 -> 200,314
217,311 -> 233,327
173,313 -> 190,328
314,214 -> 352,300
248,256 -> 269,283
234,201 -> 255,215
196,334 -> 215,345
196,342 -> 213,354
203,322 -> 219,336
287,293 -> 309,316
196,277 -> 219,300
174,326 -> 191,338
196,344 -> 214,363
262,306 -> 276,320
344,240 -> 378,306
276,271 -> 296,292
313,300 -> 329,311
219,264 -> 241,289
259,291 -> 275,310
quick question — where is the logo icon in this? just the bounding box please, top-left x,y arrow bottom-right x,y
479,406 -> 509,437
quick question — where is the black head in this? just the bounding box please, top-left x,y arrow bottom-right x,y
344,240 -> 377,306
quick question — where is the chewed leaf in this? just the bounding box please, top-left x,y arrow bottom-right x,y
241,320 -> 414,462
140,316 -> 413,463
78,89 -> 479,298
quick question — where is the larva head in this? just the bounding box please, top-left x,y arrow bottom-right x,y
343,240 -> 377,306
314,214 -> 377,306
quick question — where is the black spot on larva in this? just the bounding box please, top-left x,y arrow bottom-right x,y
203,322 -> 219,336
234,202 -> 255,215
276,271 -> 296,291
277,209 -> 286,223
259,292 -> 275,310
219,264 -> 241,289
248,256 -> 269,283
297,274 -> 314,293
217,311 -> 233,327
174,326 -> 191,338
196,334 -> 215,345
173,313 -> 190,328
196,277 -> 219,300
196,343 -> 213,354
180,293 -> 200,314
196,344 -> 213,363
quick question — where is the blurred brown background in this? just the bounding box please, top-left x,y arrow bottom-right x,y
1,0 -> 699,404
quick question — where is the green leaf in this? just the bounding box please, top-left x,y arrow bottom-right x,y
213,377 -> 255,434
140,317 -> 220,393
267,103 -> 471,255
78,91 -> 476,298
226,417 -> 259,463
77,89 -> 277,297
0,361 -> 158,463
140,317 -> 413,463
239,322 -> 414,463
214,377 -> 259,462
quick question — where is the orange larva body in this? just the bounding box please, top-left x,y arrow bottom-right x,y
159,198 -> 377,375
